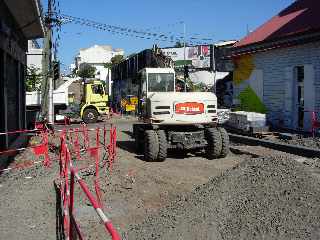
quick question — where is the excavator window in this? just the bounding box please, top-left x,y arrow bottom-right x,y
148,73 -> 174,92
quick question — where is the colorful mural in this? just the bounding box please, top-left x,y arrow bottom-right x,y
236,86 -> 267,113
233,54 -> 267,114
233,55 -> 255,85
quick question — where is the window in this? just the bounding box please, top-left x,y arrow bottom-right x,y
294,66 -> 305,128
148,73 -> 174,92
296,66 -> 304,83
295,66 -> 304,106
91,84 -> 104,95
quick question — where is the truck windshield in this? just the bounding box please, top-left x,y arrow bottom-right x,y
91,84 -> 104,95
148,73 -> 174,92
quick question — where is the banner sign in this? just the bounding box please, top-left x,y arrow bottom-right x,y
162,45 -> 211,69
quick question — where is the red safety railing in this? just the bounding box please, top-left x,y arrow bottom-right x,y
58,124 -> 119,240
69,166 -> 120,240
1,123 -> 119,238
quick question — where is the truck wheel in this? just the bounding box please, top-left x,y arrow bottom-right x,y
205,128 -> 222,160
157,130 -> 167,161
83,108 -> 98,124
144,130 -> 159,162
218,127 -> 230,158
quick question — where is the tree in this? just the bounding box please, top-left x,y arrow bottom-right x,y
77,63 -> 96,79
103,55 -> 124,69
26,65 -> 42,91
111,55 -> 124,65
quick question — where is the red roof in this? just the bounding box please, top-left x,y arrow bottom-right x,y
235,0 -> 320,48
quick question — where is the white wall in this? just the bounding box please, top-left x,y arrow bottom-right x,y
77,45 -> 124,66
75,45 -> 124,96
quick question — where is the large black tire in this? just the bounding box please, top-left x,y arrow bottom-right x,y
218,127 -> 230,158
157,130 -> 167,161
83,108 -> 98,124
205,128 -> 222,160
144,130 -> 159,162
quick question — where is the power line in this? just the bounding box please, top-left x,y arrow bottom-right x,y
56,13 -> 214,45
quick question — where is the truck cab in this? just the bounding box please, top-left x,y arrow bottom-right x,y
80,80 -> 109,123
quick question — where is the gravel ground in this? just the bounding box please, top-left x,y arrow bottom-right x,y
2,117 -> 319,240
0,158 -> 58,240
128,156 -> 320,240
0,118 -> 249,239
78,118 -> 249,239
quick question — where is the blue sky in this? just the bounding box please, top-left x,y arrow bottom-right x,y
48,0 -> 293,71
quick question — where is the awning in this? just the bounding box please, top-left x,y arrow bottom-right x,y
4,0 -> 44,39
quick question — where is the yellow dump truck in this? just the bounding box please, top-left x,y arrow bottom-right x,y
80,80 -> 109,123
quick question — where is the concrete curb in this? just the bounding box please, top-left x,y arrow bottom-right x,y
229,133 -> 320,158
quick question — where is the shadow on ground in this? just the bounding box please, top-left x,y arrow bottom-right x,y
117,138 -> 207,162
0,135 -> 30,176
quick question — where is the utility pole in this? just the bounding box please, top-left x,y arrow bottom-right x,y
183,21 -> 187,92
41,0 -> 54,124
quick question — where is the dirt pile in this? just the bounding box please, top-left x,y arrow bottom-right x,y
128,156 -> 320,240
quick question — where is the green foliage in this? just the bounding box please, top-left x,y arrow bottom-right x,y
104,55 -> 124,69
174,41 -> 183,48
111,55 -> 124,65
26,65 -> 42,91
103,62 -> 112,69
236,86 -> 267,113
77,63 -> 96,79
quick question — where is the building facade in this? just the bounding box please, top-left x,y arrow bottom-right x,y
231,0 -> 320,131
0,0 -> 44,151
75,45 -> 124,94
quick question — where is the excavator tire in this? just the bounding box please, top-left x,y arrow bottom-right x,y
205,127 -> 222,160
218,127 -> 230,158
144,130 -> 159,162
157,130 -> 167,161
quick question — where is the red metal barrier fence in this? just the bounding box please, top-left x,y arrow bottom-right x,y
58,124 -> 120,240
0,123 -> 120,239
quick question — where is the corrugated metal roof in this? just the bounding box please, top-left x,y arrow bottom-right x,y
235,0 -> 320,48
